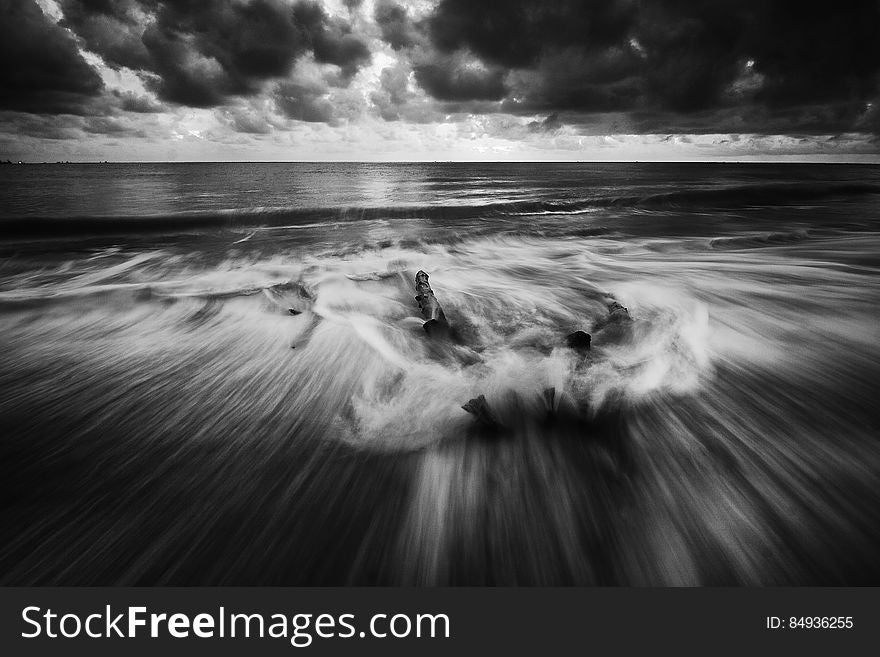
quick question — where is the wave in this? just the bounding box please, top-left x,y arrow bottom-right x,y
2,180 -> 878,240
0,207 -> 347,240
709,229 -> 812,250
0,203 -> 573,240
618,181 -> 880,210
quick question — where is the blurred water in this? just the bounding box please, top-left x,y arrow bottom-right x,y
0,162 -> 878,584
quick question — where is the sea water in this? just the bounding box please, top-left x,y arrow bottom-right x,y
1,162 -> 878,584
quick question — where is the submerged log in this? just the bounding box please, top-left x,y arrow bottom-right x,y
414,270 -> 450,338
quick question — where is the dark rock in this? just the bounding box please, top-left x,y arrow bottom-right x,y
566,330 -> 592,350
607,301 -> 631,321
462,394 -> 500,428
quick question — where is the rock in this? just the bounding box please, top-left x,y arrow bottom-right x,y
565,330 -> 591,350
461,394 -> 500,428
607,301 -> 631,321
589,298 -> 633,337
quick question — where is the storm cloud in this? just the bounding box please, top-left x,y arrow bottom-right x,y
59,0 -> 371,108
1,0 -> 878,158
0,1 -> 104,114
374,0 -> 419,51
413,0 -> 880,134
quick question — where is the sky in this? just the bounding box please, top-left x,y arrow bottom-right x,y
1,0 -> 879,162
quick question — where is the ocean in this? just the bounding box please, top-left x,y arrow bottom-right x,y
1,161 -> 878,585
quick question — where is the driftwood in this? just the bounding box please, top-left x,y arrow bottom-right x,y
414,270 -> 450,338
462,394 -> 501,428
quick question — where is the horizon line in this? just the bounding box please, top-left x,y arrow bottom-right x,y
5,158 -> 880,165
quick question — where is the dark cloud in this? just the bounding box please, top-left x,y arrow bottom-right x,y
58,0 -> 371,110
274,81 -> 335,123
414,57 -> 507,102
0,111 -> 149,144
427,0 -> 635,69
0,1 -> 104,114
630,1 -> 749,113
113,90 -> 165,113
374,1 -> 418,51
83,116 -> 136,135
504,46 -> 644,113
0,112 -> 84,140
413,0 -> 880,134
138,1 -> 358,106
746,3 -> 880,106
307,15 -> 372,79
4,0 -> 880,139
59,0 -> 152,71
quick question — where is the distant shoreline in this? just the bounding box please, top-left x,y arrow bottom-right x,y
4,159 -> 880,166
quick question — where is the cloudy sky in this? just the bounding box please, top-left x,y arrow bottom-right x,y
2,0 -> 879,162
